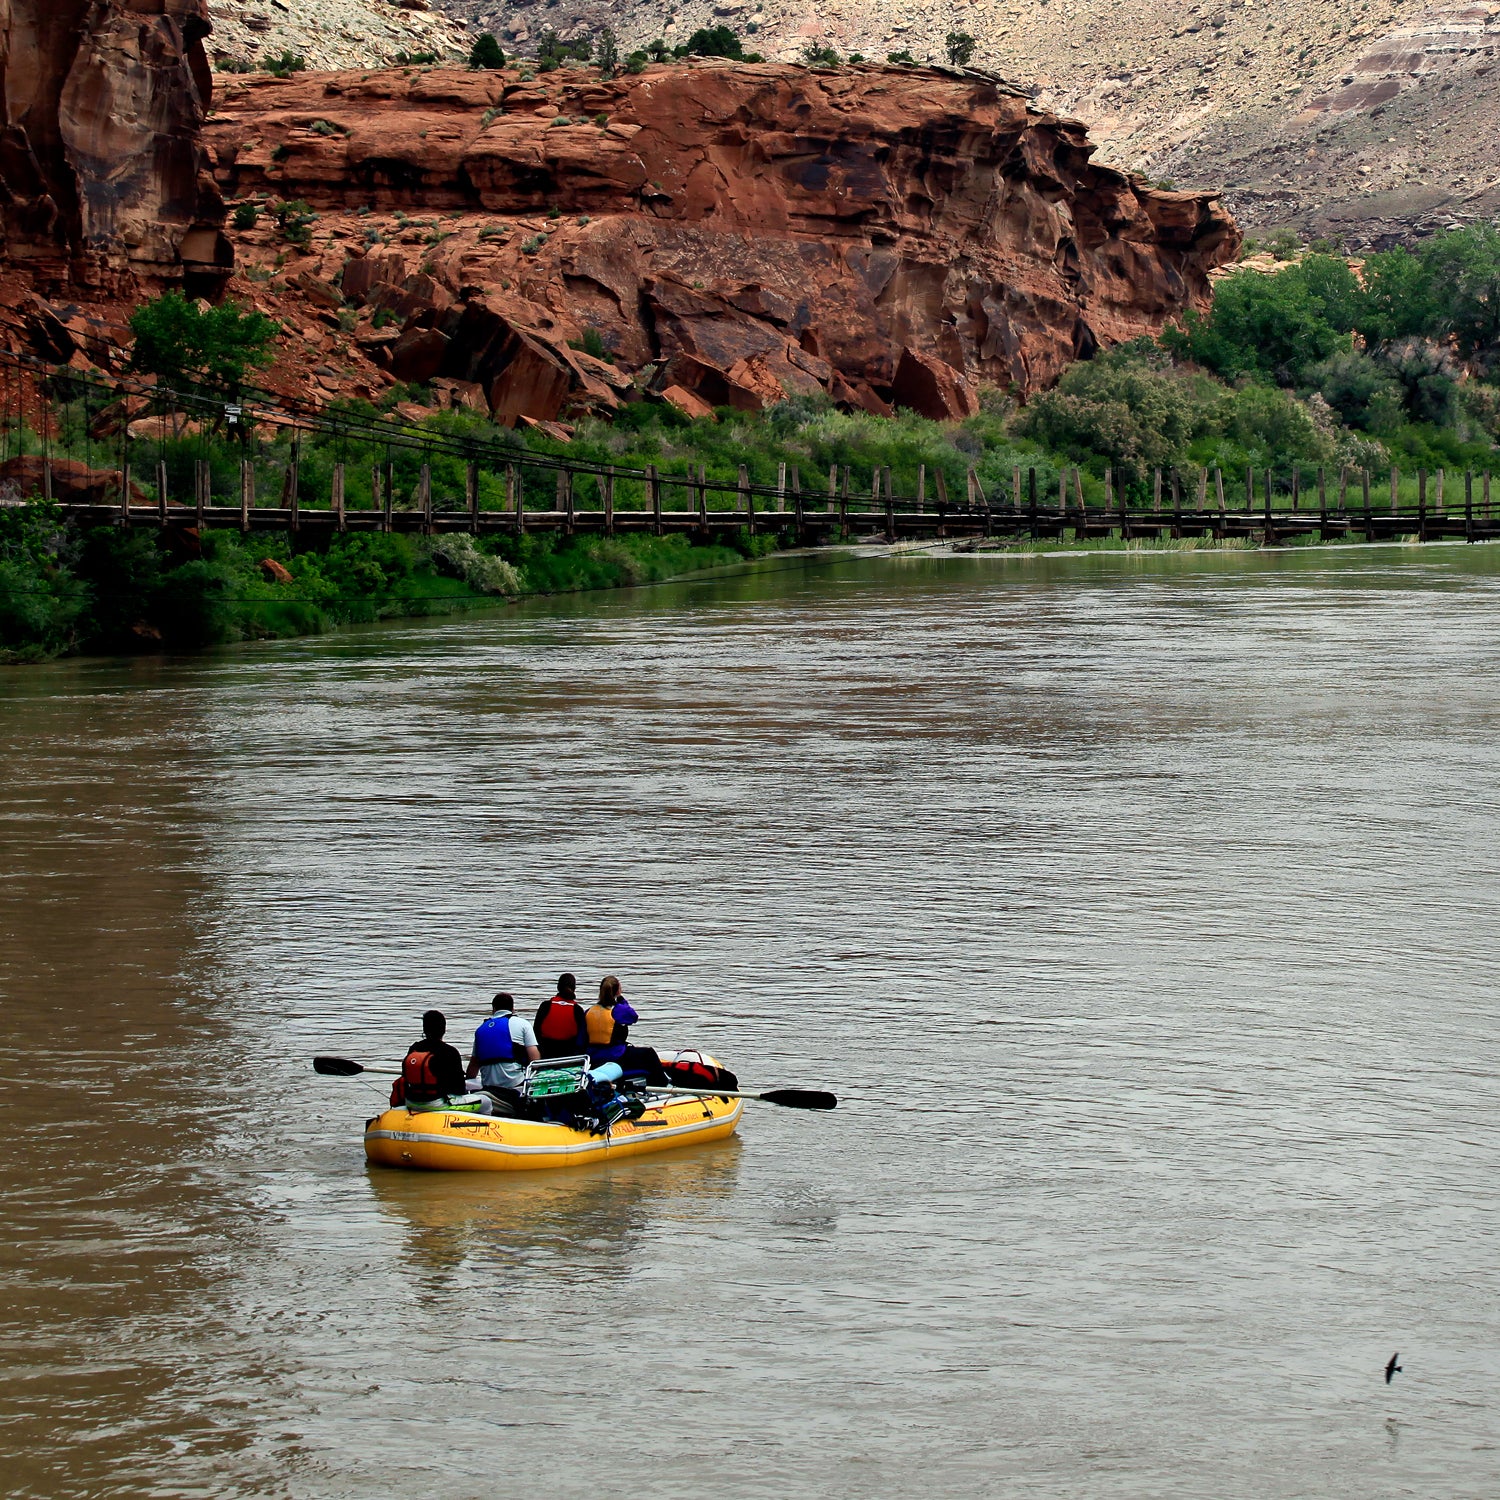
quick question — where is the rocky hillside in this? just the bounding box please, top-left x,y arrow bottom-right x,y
204,0 -> 470,72
202,61 -> 1235,425
436,0 -> 1499,242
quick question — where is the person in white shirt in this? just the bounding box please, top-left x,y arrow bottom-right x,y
465,993 -> 540,1110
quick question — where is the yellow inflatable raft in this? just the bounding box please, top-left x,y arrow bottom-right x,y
364,1091 -> 743,1172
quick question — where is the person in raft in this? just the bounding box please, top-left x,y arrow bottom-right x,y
586,976 -> 669,1086
396,1009 -> 471,1109
466,992 -> 540,1111
534,972 -> 590,1059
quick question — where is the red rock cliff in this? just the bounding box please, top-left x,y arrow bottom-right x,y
208,61 -> 1238,423
0,0 -> 229,292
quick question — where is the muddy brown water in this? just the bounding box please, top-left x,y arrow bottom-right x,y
5,544 -> 1500,1497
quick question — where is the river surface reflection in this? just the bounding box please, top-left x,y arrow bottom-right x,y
5,543 -> 1500,1496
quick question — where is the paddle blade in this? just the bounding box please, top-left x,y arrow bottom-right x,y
759,1088 -> 837,1111
313,1055 -> 365,1077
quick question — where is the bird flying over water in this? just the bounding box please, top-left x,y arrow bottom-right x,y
1385,1352 -> 1402,1384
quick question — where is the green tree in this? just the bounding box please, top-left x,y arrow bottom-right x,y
1162,254 -> 1358,383
801,40 -> 840,65
645,37 -> 671,61
676,25 -> 745,57
128,292 -> 280,396
945,31 -> 976,65
595,25 -> 619,74
469,32 -> 505,68
1359,245 -> 1438,345
1418,224 -> 1500,371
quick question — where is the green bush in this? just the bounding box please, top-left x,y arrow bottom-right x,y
231,202 -> 260,230
469,32 -> 505,68
262,50 -> 305,77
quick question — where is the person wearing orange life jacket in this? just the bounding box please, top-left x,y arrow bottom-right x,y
533,972 -> 589,1059
393,1009 -> 469,1108
585,975 -> 669,1086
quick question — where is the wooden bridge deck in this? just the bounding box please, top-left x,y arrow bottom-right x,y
27,496 -> 1500,547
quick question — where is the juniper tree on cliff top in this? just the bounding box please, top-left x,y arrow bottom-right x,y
945,31 -> 976,66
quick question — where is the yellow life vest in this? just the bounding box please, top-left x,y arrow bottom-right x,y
585,1003 -> 625,1047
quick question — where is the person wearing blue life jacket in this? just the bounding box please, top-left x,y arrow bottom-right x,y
465,993 -> 540,1111
584,976 -> 669,1086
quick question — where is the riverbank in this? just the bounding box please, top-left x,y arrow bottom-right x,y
0,504 -> 779,663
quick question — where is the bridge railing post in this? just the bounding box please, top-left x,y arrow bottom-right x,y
466,461 -> 478,531
157,460 -> 168,526
240,459 -> 252,532
649,465 -> 661,535
333,463 -> 345,531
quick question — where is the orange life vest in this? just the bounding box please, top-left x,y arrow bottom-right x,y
394,1045 -> 442,1106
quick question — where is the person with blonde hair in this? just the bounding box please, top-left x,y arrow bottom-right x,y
584,975 -> 668,1085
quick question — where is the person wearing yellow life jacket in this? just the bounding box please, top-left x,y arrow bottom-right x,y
585,975 -> 669,1086
392,1009 -> 469,1108
534,972 -> 589,1059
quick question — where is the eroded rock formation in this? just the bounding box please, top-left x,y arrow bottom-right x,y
208,60 -> 1237,423
0,0 -> 230,292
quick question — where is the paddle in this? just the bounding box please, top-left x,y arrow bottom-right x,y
314,1055 -> 394,1076
313,1056 -> 836,1110
652,1085 -> 838,1111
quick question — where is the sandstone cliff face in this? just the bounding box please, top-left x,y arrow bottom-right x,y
209,60 -> 1236,423
1,0 -> 229,290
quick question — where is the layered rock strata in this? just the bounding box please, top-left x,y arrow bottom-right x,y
0,0 -> 230,292
206,60 -> 1236,424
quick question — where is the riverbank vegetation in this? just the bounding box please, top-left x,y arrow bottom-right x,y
0,505 -> 772,664
5,226 -> 1499,663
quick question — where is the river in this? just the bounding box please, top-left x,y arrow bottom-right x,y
4,542 -> 1500,1498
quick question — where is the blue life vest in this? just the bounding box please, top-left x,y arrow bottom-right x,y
473,1013 -> 523,1066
